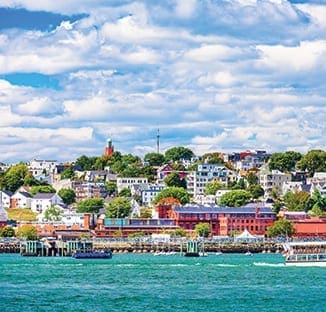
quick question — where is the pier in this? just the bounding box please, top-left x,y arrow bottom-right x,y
0,238 -> 283,256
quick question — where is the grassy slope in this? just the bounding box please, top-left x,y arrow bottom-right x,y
5,208 -> 38,221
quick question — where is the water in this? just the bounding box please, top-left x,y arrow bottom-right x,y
1,253 -> 325,312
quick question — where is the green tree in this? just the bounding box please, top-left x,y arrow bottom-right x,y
60,166 -> 75,180
248,185 -> 264,199
154,187 -> 191,205
76,198 -> 104,213
173,227 -> 187,237
0,226 -> 15,237
267,219 -> 295,237
219,190 -> 252,207
283,191 -> 311,211
44,206 -> 62,221
164,146 -> 194,162
3,163 -> 29,192
105,182 -> 117,196
232,178 -> 246,190
195,223 -> 211,238
58,188 -> 76,205
201,153 -> 224,164
139,207 -> 152,218
268,151 -> 302,172
30,185 -> 56,195
204,180 -> 223,195
75,155 -> 98,171
23,172 -> 39,186
297,150 -> 326,177
16,224 -> 38,240
144,153 -> 165,166
105,197 -> 132,218
311,189 -> 326,212
119,188 -> 132,197
246,172 -> 259,186
164,171 -> 187,189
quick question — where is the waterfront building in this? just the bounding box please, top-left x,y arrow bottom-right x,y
168,204 -> 276,236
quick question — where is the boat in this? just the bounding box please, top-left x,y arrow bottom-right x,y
245,251 -> 253,256
283,241 -> 326,267
72,250 -> 113,259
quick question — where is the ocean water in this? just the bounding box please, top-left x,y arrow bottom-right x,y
0,253 -> 325,312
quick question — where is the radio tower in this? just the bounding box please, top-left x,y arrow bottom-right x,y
156,128 -> 160,154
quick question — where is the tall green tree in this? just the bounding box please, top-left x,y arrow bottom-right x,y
268,151 -> 302,173
267,219 -> 295,237
44,206 -> 63,221
297,150 -> 326,177
201,153 -> 224,164
105,182 -> 117,196
164,146 -> 194,162
76,198 -> 104,213
58,188 -> 76,205
164,171 -> 187,189
143,153 -> 165,166
195,223 -> 211,237
154,187 -> 190,205
16,224 -> 38,240
219,190 -> 252,207
119,188 -> 132,197
105,197 -> 132,218
3,163 -> 29,192
0,226 -> 15,237
283,191 -> 311,211
204,180 -> 223,195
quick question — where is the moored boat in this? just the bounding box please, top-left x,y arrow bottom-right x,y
72,250 -> 113,259
283,241 -> 326,267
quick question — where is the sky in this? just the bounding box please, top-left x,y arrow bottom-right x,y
0,0 -> 325,163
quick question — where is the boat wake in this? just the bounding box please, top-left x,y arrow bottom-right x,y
253,262 -> 285,267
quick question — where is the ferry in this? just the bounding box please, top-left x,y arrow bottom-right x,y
72,250 -> 113,259
283,241 -> 326,267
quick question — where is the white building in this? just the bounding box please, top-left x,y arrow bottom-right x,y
187,164 -> 234,196
0,191 -> 13,208
28,159 -> 58,176
11,191 -> 33,209
116,177 -> 148,194
31,193 -> 64,214
141,184 -> 165,206
259,169 -> 291,193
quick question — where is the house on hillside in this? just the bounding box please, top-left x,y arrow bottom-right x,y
0,190 -> 13,208
10,191 -> 33,209
31,193 -> 65,214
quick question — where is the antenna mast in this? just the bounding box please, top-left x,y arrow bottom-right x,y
157,128 -> 160,154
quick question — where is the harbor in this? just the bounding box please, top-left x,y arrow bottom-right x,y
0,238 -> 283,256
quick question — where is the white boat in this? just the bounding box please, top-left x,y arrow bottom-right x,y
283,241 -> 326,267
245,251 -> 253,256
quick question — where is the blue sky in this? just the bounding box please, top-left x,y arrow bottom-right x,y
0,0 -> 325,163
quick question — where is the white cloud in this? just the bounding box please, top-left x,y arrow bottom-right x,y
257,40 -> 326,72
0,1 -> 325,162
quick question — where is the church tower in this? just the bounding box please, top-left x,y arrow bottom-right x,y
104,138 -> 114,156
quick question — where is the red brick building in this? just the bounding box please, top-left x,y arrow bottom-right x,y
167,204 -> 276,236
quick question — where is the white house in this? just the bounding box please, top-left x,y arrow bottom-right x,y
28,159 -> 58,176
31,193 -> 64,214
0,191 -> 13,208
116,177 -> 148,194
11,191 -> 33,209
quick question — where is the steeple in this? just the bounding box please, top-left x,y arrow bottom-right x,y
104,137 -> 114,156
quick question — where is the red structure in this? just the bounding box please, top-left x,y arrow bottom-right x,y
104,138 -> 114,156
169,204 -> 276,236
